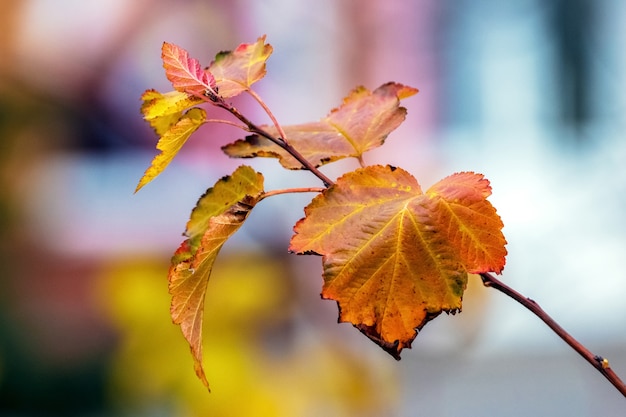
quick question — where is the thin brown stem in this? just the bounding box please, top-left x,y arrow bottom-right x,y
260,187 -> 325,201
246,88 -> 289,145
212,98 -> 335,187
480,272 -> 626,398
205,118 -> 248,130
191,90 -> 334,187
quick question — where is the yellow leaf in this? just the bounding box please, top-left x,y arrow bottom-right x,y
135,107 -> 206,192
140,89 -> 203,136
185,165 -> 265,252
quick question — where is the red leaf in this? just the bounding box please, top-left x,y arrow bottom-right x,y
162,42 -> 217,95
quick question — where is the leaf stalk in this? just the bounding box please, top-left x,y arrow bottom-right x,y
260,187 -> 325,201
245,88 -> 289,145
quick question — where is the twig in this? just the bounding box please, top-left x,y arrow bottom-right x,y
246,88 -> 289,145
211,97 -> 335,187
260,187 -> 325,201
480,272 -> 626,398
204,118 -> 247,129
190,90 -> 334,187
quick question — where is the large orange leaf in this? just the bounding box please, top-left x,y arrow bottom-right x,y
289,165 -> 506,359
207,35 -> 273,98
222,82 -> 418,169
169,166 -> 264,390
135,107 -> 206,192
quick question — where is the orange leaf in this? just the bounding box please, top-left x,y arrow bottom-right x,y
208,35 -> 273,98
169,166 -> 264,390
222,82 -> 418,169
290,165 -> 506,359
427,172 -> 507,273
162,42 -> 217,95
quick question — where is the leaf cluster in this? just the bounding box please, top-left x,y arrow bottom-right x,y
136,36 -> 507,390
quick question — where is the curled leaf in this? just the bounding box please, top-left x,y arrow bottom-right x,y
290,165 -> 506,359
222,82 -> 418,169
169,166 -> 265,390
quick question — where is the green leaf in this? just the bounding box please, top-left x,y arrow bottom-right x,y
289,165 -> 506,359
135,107 -> 206,192
168,166 -> 264,390
222,82 -> 418,169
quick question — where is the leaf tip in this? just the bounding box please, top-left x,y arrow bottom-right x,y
133,181 -> 144,194
194,359 -> 212,393
356,323 -> 404,360
134,170 -> 153,193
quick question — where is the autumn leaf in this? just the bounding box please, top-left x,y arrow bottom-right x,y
208,35 -> 273,98
169,165 -> 265,390
426,172 -> 507,274
162,42 -> 218,95
140,89 -> 203,136
222,82 -> 418,169
289,165 -> 506,359
135,107 -> 206,192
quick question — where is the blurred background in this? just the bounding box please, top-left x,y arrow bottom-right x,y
0,0 -> 625,415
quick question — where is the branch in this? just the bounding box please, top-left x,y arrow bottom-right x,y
191,90 -> 334,187
480,272 -> 626,398
210,97 -> 335,187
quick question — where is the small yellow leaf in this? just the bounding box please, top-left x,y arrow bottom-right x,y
141,89 -> 203,136
135,107 -> 206,192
